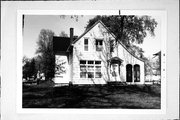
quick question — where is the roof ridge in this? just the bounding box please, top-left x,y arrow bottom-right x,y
69,20 -> 145,62
72,20 -> 102,44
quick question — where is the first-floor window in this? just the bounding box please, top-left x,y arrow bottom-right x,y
88,65 -> 94,78
95,66 -> 101,78
80,72 -> 86,78
80,65 -> 86,78
80,60 -> 101,78
134,64 -> 140,82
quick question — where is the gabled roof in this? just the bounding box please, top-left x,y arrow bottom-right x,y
108,57 -> 123,64
72,20 -> 103,44
72,20 -> 145,62
109,57 -> 123,62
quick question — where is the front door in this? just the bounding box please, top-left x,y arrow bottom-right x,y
126,64 -> 132,82
111,64 -> 120,81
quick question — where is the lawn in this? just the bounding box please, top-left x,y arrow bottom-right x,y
23,81 -> 161,109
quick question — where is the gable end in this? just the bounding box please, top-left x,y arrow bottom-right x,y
72,20 -> 145,62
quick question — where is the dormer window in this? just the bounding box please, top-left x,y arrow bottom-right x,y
84,38 -> 88,51
96,39 -> 103,51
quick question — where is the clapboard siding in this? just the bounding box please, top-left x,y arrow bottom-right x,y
72,22 -> 145,84
54,20 -> 145,84
112,43 -> 145,84
72,23 -> 113,84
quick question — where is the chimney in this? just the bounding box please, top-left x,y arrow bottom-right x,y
70,28 -> 74,44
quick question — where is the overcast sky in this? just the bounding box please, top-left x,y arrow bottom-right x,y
23,15 -> 161,58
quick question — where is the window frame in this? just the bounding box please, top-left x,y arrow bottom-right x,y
134,64 -> 140,82
84,38 -> 89,51
95,39 -> 103,51
79,60 -> 102,79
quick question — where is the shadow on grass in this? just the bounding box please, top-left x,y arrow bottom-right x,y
23,83 -> 161,109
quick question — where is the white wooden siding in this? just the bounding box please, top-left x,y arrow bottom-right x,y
72,22 -> 145,84
112,43 -> 145,84
72,23 -> 113,84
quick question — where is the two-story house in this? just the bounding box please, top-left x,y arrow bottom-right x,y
53,20 -> 145,85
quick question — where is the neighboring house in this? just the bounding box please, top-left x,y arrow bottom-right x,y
53,20 -> 145,85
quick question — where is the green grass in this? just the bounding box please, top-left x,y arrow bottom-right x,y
23,82 -> 160,109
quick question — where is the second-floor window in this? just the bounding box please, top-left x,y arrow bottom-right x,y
96,39 -> 103,51
84,38 -> 88,51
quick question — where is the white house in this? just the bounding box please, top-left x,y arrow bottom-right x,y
53,20 -> 145,85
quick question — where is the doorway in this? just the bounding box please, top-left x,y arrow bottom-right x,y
126,64 -> 132,82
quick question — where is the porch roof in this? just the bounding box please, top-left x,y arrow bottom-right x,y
108,57 -> 123,64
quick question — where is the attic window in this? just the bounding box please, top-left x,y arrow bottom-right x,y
84,38 -> 88,51
96,39 -> 103,51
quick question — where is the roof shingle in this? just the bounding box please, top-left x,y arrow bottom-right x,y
53,36 -> 70,53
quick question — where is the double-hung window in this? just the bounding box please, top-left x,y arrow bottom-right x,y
96,39 -> 103,51
84,38 -> 88,51
80,60 -> 102,78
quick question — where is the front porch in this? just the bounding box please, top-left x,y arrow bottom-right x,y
108,57 -> 123,82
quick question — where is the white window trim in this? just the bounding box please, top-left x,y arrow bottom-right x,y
80,60 -> 102,79
95,39 -> 103,51
84,38 -> 89,51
